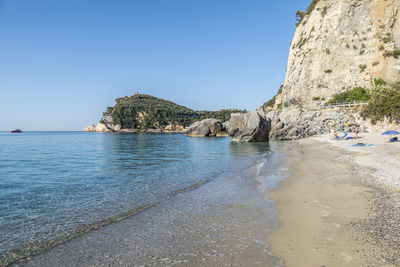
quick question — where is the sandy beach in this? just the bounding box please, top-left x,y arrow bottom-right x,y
268,133 -> 400,266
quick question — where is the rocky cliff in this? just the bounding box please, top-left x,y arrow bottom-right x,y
276,0 -> 400,108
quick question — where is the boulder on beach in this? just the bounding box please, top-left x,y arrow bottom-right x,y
186,119 -> 225,137
226,110 -> 270,142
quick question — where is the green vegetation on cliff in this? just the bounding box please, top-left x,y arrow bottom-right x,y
103,94 -> 245,129
326,87 -> 371,104
296,0 -> 320,26
384,49 -> 400,59
362,80 -> 400,124
262,85 -> 283,110
323,79 -> 400,124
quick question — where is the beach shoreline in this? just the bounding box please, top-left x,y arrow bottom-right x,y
267,135 -> 400,266
7,136 -> 287,267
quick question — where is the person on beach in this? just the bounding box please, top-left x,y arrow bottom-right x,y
333,130 -> 338,138
355,126 -> 359,137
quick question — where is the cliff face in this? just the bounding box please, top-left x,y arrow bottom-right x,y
278,0 -> 400,107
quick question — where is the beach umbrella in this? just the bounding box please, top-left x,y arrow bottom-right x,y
381,130 -> 400,135
381,130 -> 400,141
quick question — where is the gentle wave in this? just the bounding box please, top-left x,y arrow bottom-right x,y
2,176 -> 217,266
0,132 -> 280,266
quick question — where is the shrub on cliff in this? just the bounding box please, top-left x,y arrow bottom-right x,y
384,49 -> 400,59
296,0 -> 320,26
326,87 -> 370,104
262,85 -> 283,109
362,82 -> 400,124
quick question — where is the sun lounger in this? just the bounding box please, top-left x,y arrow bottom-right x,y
346,136 -> 362,140
333,133 -> 348,140
352,143 -> 372,147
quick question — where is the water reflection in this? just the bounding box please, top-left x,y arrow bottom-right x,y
228,140 -> 270,155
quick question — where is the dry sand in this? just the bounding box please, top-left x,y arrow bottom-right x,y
267,137 -> 399,267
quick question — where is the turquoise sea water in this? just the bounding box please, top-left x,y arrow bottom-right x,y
0,132 -> 290,266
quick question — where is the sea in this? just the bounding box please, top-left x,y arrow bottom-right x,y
0,131 -> 292,266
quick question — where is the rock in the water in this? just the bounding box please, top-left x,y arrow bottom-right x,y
227,110 -> 270,142
186,119 -> 224,137
95,123 -> 112,132
165,124 -> 185,131
83,124 -> 96,132
112,124 -> 122,132
83,123 -> 114,132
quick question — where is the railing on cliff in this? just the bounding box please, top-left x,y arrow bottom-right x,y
320,100 -> 369,109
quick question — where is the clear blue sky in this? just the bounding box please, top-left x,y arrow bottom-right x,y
0,0 -> 311,131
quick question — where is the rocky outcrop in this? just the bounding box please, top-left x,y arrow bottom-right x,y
83,124 -> 96,132
83,123 -> 112,133
165,124 -> 185,131
187,110 -> 274,141
266,107 -> 364,140
95,123 -> 112,132
277,0 -> 400,108
186,119 -> 226,137
226,110 -> 270,142
98,115 -> 122,132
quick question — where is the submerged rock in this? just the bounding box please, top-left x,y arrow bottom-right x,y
227,110 -> 270,142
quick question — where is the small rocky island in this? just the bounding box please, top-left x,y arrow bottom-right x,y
84,93 -> 273,142
85,93 -> 268,140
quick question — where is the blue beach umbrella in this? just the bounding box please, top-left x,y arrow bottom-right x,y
381,130 -> 400,141
381,130 -> 400,136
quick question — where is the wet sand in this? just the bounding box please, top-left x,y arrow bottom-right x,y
267,139 -> 398,266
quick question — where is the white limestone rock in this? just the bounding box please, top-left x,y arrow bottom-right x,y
278,0 -> 400,108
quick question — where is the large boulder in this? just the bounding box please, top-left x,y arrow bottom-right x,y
186,119 -> 225,137
266,111 -> 284,137
227,110 -> 270,142
278,106 -> 301,125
